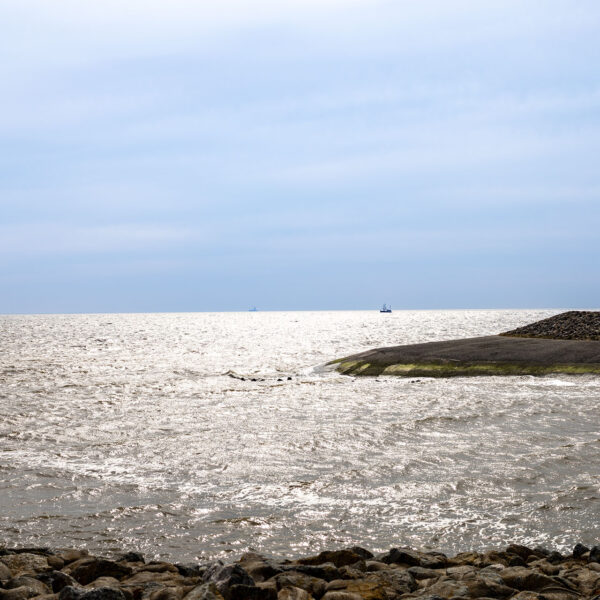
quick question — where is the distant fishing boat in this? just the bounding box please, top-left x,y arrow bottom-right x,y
380,304 -> 392,313
249,307 -> 258,312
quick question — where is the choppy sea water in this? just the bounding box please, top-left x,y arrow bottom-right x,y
2,309 -> 600,561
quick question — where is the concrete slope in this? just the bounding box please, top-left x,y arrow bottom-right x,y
330,335 -> 600,377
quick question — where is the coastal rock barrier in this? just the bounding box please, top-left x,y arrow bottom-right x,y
2,544 -> 600,600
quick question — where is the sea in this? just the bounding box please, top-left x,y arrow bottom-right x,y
1,309 -> 600,562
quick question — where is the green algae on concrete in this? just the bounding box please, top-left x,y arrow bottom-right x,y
332,358 -> 600,378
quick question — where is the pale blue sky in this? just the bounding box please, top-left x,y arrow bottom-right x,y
1,0 -> 599,312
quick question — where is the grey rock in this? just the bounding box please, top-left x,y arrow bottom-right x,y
175,564 -> 206,578
0,587 -> 41,600
0,554 -> 50,576
59,586 -> 126,600
377,548 -> 421,566
66,558 -> 133,585
228,584 -> 277,600
5,576 -> 49,596
590,546 -> 600,564
184,583 -> 224,600
202,564 -> 254,600
573,543 -> 589,559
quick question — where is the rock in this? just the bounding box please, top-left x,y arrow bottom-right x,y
202,564 -> 254,600
336,565 -> 365,580
140,564 -> 179,574
365,569 -> 417,595
590,546 -> 600,564
320,593 -> 361,600
58,587 -> 126,600
0,587 -> 41,600
279,565 -> 339,583
273,574 -> 326,599
184,584 -> 224,600
116,553 -> 145,564
42,572 -> 80,594
510,593 -> 546,600
345,548 -> 373,561
228,584 -> 277,600
363,562 -> 387,573
573,544 -> 589,559
505,545 -> 536,561
238,558 -> 282,583
449,552 -> 480,566
325,579 -> 389,600
0,561 -> 13,582
419,553 -> 447,569
0,554 -> 50,576
65,559 -> 133,585
498,567 -> 565,592
418,577 -> 469,598
54,551 -> 89,565
277,588 -> 311,600
407,567 -> 441,580
47,556 -> 66,570
85,578 -> 121,589
547,551 -> 564,564
377,548 -> 420,567
121,572 -> 182,586
5,577 -> 50,596
461,575 -> 516,598
148,588 -> 185,600
296,552 -> 363,570
175,565 -> 207,578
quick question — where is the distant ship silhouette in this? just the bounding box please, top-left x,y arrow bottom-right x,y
380,304 -> 392,313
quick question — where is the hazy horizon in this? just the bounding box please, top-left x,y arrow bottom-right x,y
2,0 -> 599,313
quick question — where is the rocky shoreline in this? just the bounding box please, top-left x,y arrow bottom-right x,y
3,543 -> 600,600
501,311 -> 600,341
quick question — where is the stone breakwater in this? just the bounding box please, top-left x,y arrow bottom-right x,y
501,311 -> 600,341
3,544 -> 600,600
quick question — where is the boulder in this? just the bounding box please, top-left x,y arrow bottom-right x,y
0,587 -> 42,600
237,557 -> 282,583
65,559 -> 132,585
228,584 -> 276,600
116,553 -> 145,564
5,576 -> 50,596
498,567 -> 568,592
202,564 -> 254,600
417,577 -> 469,598
572,544 -> 589,559
139,564 -> 179,574
277,588 -> 311,600
377,548 -> 420,567
0,561 -> 12,582
272,574 -> 326,599
0,554 -> 50,576
279,566 -> 339,583
183,584 -> 224,600
296,552 -> 363,569
175,565 -> 206,578
320,593 -> 361,600
590,546 -> 600,564
54,551 -> 89,566
58,587 -> 126,600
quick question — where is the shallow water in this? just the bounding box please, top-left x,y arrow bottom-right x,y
1,309 -> 600,561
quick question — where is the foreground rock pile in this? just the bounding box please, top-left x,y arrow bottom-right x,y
3,544 -> 600,600
502,311 -> 600,341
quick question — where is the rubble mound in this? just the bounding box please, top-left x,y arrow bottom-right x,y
501,311 -> 600,341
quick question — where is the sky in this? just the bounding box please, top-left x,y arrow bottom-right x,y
1,0 -> 599,313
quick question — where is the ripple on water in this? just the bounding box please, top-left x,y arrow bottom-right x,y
1,309 -> 600,560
